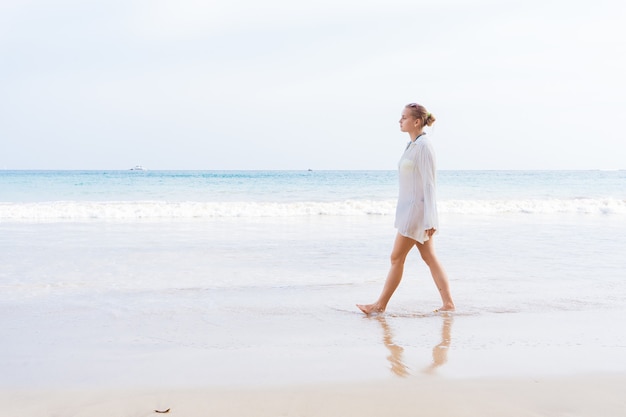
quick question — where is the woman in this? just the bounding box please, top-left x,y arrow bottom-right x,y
357,103 -> 455,315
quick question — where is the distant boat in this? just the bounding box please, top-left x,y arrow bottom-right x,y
130,165 -> 146,171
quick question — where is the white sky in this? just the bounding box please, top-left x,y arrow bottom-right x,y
1,0 -> 625,170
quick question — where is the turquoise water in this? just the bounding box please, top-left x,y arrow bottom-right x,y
1,170 -> 397,202
1,169 -> 625,201
1,170 -> 624,219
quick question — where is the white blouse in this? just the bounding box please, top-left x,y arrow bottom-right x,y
394,134 -> 439,244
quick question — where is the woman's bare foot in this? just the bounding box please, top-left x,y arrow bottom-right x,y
433,303 -> 455,313
356,303 -> 385,315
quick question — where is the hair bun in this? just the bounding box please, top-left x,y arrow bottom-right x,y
425,113 -> 436,127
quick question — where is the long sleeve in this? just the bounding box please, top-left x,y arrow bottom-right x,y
418,140 -> 438,231
394,136 -> 439,244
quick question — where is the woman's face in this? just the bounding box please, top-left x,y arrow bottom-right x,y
399,108 -> 419,132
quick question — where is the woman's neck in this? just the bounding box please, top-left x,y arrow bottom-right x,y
408,129 -> 424,142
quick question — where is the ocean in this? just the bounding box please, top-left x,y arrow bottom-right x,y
1,170 -> 624,218
1,170 -> 626,388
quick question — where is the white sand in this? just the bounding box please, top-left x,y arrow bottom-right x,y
2,374 -> 625,417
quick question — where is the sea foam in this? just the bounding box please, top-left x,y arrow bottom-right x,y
1,198 -> 624,222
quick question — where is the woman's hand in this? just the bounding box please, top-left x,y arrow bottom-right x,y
425,228 -> 436,238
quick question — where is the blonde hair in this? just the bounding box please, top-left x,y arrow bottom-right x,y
405,103 -> 436,127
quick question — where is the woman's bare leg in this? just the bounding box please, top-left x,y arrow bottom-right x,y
415,238 -> 455,311
357,233 -> 416,315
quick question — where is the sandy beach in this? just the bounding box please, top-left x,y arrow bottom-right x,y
3,308 -> 626,417
3,373 -> 626,417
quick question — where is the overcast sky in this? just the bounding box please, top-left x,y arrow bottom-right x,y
1,0 -> 625,170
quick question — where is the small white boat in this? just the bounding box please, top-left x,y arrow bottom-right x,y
130,165 -> 146,171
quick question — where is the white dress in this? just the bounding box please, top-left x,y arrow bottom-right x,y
394,134 -> 439,244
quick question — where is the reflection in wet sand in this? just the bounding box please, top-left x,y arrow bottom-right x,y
423,314 -> 453,374
374,314 -> 454,377
376,316 -> 409,377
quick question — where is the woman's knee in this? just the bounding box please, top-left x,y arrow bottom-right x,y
390,251 -> 407,265
417,246 -> 437,265
390,234 -> 414,265
420,253 -> 435,266
390,246 -> 411,265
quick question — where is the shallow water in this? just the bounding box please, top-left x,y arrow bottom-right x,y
2,212 -> 626,388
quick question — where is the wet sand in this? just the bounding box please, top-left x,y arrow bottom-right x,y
3,373 -> 625,417
3,308 -> 626,417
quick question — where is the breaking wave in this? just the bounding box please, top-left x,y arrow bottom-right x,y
1,198 -> 625,222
